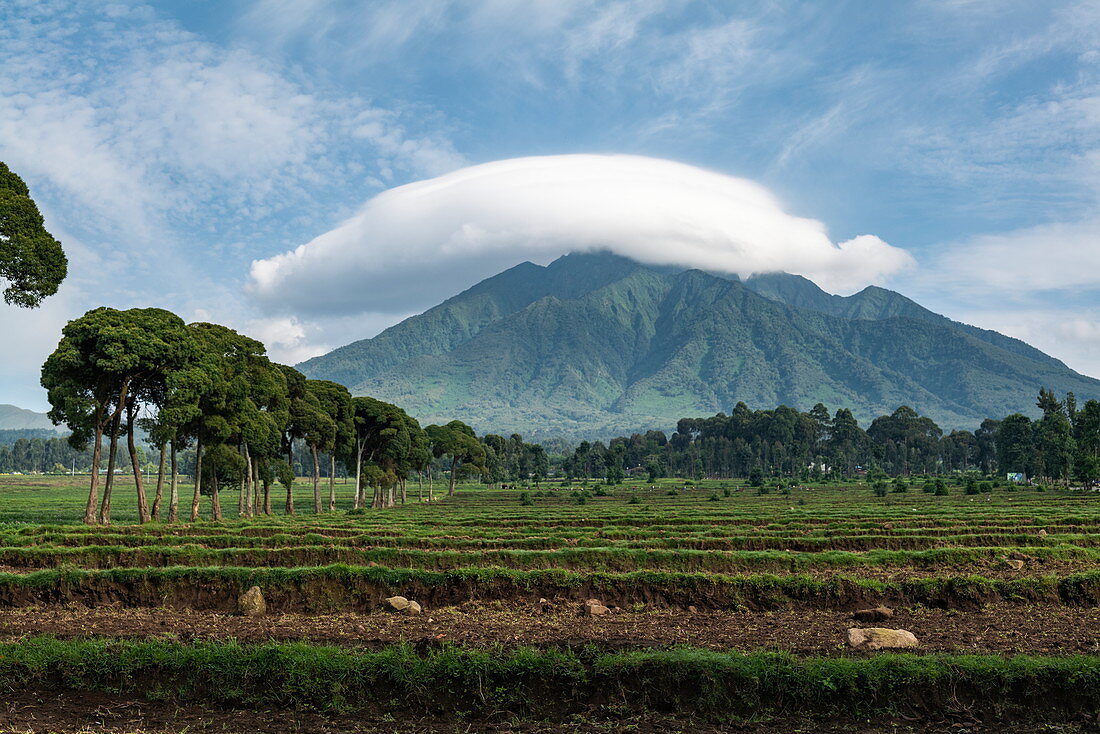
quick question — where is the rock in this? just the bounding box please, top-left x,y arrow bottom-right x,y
405,600 -> 422,615
385,595 -> 410,611
687,605 -> 698,614
847,628 -> 918,650
851,606 -> 893,623
535,597 -> 553,614
1004,559 -> 1025,570
1038,529 -> 1048,537
1008,551 -> 1032,562
238,586 -> 266,617
584,598 -> 610,616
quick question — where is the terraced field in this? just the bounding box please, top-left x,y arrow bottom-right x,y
1,478 -> 1098,732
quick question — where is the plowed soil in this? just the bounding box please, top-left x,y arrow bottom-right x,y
3,689 -> 1099,733
2,601 -> 1098,655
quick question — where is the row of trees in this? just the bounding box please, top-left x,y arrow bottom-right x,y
41,307 -> 490,525
562,391 -> 1100,484
0,435 -> 94,474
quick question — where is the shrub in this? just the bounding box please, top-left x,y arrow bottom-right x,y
872,481 -> 888,497
891,478 -> 908,493
627,494 -> 640,505
519,492 -> 533,506
707,493 -> 720,502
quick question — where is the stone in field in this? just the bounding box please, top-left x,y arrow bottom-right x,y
584,598 -> 610,616
405,600 -> 423,615
847,628 -> 918,650
1038,529 -> 1048,537
1004,559 -> 1025,570
238,586 -> 266,617
852,606 -> 893,623
385,595 -> 410,611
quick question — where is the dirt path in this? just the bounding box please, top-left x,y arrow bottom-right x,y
1,690 -> 1096,733
2,602 -> 1098,655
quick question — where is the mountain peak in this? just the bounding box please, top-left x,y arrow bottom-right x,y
300,253 -> 1099,438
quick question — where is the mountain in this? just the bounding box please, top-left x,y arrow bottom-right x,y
299,252 -> 1100,438
0,404 -> 59,432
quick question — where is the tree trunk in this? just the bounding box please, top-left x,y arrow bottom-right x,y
428,466 -> 434,503
152,443 -> 166,521
285,444 -> 296,515
400,478 -> 406,504
211,475 -> 222,521
263,463 -> 272,515
311,444 -> 321,513
418,471 -> 423,502
238,445 -> 248,518
168,441 -> 179,523
329,455 -> 336,512
84,404 -> 105,525
100,380 -> 129,525
190,439 -> 203,522
354,439 -> 364,510
448,457 -> 459,496
126,403 -> 150,523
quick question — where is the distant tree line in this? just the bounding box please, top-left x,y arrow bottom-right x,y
40,307 -> 496,525
561,390 -> 1100,485
0,435 -> 92,474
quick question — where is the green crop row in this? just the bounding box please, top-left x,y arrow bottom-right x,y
1,636 -> 1099,722
1,564 -> 1098,610
0,543 -> 1094,573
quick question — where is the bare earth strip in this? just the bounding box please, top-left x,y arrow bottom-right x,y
1,602 -> 1098,655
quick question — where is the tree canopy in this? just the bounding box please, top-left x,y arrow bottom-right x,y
0,162 -> 66,307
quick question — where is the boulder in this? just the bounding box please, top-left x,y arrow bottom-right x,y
385,596 -> 411,611
847,628 -> 918,650
584,598 -> 610,616
405,600 -> 423,616
851,606 -> 893,623
238,586 -> 266,617
1038,529 -> 1048,537
1004,558 -> 1025,570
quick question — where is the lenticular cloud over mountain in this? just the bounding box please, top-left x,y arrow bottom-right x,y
248,154 -> 914,315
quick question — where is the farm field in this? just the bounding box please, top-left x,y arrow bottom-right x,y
0,476 -> 1098,732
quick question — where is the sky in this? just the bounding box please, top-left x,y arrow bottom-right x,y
1,0 -> 1099,411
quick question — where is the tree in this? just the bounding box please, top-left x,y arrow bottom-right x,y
301,380 -> 338,513
276,365 -> 325,515
42,307 -> 190,525
996,414 -> 1035,478
0,162 -> 66,307
1035,389 -> 1075,484
426,421 -> 485,496
306,380 -> 351,512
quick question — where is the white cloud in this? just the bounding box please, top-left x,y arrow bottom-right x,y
925,219 -> 1100,292
244,316 -> 328,365
906,216 -> 1100,379
248,154 -> 914,316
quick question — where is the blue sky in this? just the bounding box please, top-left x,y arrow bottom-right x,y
1,0 -> 1098,411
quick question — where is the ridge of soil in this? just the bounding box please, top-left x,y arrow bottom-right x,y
2,602 -> 1098,655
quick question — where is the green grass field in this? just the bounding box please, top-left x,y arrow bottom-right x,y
0,474 -> 1098,731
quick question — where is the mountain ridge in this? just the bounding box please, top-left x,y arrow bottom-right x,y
299,252 -> 1099,438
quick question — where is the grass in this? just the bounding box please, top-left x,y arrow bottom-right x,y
0,636 -> 1098,721
1,474 -> 1099,723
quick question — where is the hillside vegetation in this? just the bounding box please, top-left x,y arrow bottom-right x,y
300,252 -> 1100,438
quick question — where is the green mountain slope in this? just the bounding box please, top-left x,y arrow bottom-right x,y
0,404 -> 59,431
300,252 -> 1100,437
